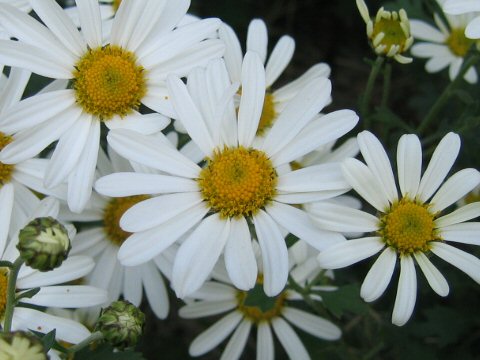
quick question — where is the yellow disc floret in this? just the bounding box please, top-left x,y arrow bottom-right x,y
0,132 -> 14,186
236,275 -> 287,323
112,0 -> 122,12
73,45 -> 146,120
103,195 -> 149,246
256,92 -> 277,136
371,14 -> 410,55
379,199 -> 440,254
198,147 -> 277,218
0,269 -> 7,320
447,28 -> 476,57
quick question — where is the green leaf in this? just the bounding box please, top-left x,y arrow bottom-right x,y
318,284 -> 369,318
16,287 -> 41,301
74,344 -> 146,360
29,329 -> 56,351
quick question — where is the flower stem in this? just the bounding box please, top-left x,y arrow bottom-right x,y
418,53 -> 480,134
288,275 -> 326,316
360,56 -> 385,128
66,331 -> 104,353
3,257 -> 25,333
381,62 -> 392,109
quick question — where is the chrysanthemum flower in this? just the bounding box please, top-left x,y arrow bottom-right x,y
410,2 -> 479,83
444,0 -> 480,39
216,19 -> 331,137
61,147 -> 173,321
180,247 -> 341,360
0,0 -> 223,212
0,197 -> 108,343
316,131 -> 480,326
356,0 -> 414,63
95,53 -> 358,298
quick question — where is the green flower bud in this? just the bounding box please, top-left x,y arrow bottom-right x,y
17,217 -> 71,272
95,300 -> 145,350
0,331 -> 47,360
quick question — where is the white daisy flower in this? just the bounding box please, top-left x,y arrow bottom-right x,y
0,0 -> 223,213
215,18 -> 331,137
0,196 -> 108,344
179,258 -> 341,360
316,131 -> 480,326
444,0 -> 480,39
356,0 -> 414,64
95,53 -> 359,298
60,146 -> 173,322
410,1 -> 479,83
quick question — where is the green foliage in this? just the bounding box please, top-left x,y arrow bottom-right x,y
74,344 -> 146,360
319,284 -> 370,318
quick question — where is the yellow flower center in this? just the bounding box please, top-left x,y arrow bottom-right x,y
0,132 -> 14,186
372,18 -> 409,53
198,147 -> 277,218
256,92 -> 277,136
447,28 -> 476,57
0,269 -> 7,320
236,276 -> 287,323
379,199 -> 440,254
73,45 -> 147,121
103,195 -> 149,246
112,0 -> 122,12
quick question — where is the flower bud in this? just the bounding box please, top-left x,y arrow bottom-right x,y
95,300 -> 145,350
17,217 -> 71,272
0,331 -> 47,360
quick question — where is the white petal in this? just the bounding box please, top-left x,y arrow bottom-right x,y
253,209 -> 289,296
76,0 -> 102,48
272,110 -> 359,165
257,323 -> 274,360
105,112 -> 170,135
173,215 -> 230,298
361,247 -> 397,302
166,75 -> 215,155
414,252 -> 449,296
431,242 -> 480,283
466,17 -> 480,38
271,317 -> 310,360
267,201 -> 346,250
67,118 -> 99,213
220,319 -> 251,360
397,134 -> 422,198
44,115 -> 91,188
95,173 -> 198,197
30,0 -> 86,57
123,266 -> 142,306
179,300 -> 237,319
358,131 -> 398,203
238,51 -> 266,147
439,222 -> 480,245
17,256 -> 94,288
342,158 -> 390,212
109,0 -> 144,48
219,23 -> 243,83
435,202 -> 480,227
117,203 -> 208,266
121,192 -> 203,232
260,78 -> 331,157
429,169 -> 480,213
0,68 -> 30,113
0,106 -> 82,164
224,217 -> 258,290
107,129 -> 201,178
12,308 -> 90,344
246,19 -> 268,63
417,132 -> 460,202
283,307 -> 341,340
0,183 -> 14,256
410,20 -> 445,42
141,262 -> 169,319
189,312 -> 243,356
307,201 -> 379,233
443,1 -> 480,15
317,237 -> 384,269
23,285 -> 107,308
265,36 -> 295,87
392,255 -> 417,326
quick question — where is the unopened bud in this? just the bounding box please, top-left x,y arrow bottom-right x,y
0,331 -> 47,360
95,300 -> 145,350
17,217 -> 71,271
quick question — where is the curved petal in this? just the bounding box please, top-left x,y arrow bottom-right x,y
414,252 -> 449,296
265,35 -> 295,87
220,319 -> 251,360
282,307 -> 341,340
391,255 -> 417,326
431,242 -> 480,283
271,317 -> 309,360
435,202 -> 480,227
246,19 -> 268,63
397,134 -> 422,198
361,247 -> 397,302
